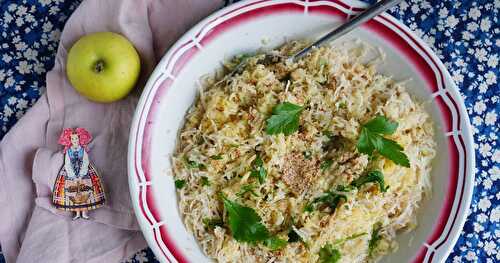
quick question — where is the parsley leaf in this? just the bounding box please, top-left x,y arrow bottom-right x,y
174,179 -> 186,189
220,194 -> 270,244
319,244 -> 341,263
356,115 -> 410,167
237,184 -> 259,198
363,115 -> 398,134
211,155 -> 223,160
336,185 -> 355,192
318,233 -> 366,263
250,155 -> 267,184
220,194 -> 286,250
332,232 -> 367,246
265,102 -> 304,135
320,159 -> 333,172
350,170 -> 389,192
312,191 -> 347,213
303,202 -> 314,213
369,223 -> 383,256
202,217 -> 224,230
201,176 -> 210,186
263,236 -> 287,251
184,156 -> 206,169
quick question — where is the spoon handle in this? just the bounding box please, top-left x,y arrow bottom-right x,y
292,0 -> 403,60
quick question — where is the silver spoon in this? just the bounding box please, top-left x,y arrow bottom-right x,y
217,0 -> 402,85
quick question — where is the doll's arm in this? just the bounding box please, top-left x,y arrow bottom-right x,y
64,152 -> 77,178
79,150 -> 90,177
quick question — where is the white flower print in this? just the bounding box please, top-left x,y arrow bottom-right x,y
492,150 -> 500,163
487,54 -> 498,68
485,71 -> 497,85
4,77 -> 15,88
477,213 -> 488,223
465,250 -> 478,261
478,197 -> 492,212
475,48 -> 487,62
42,21 -> 53,32
485,111 -> 497,126
467,22 -> 479,32
478,82 -> 488,93
2,54 -> 12,63
15,99 -> 28,110
483,240 -> 497,256
473,101 -> 487,114
482,178 -> 492,189
479,143 -> 492,157
468,6 -> 481,20
15,61 -> 31,74
23,48 -> 38,61
480,18 -> 491,32
490,207 -> 500,223
14,41 -> 27,51
3,105 -> 13,118
39,0 -> 52,6
133,251 -> 148,263
446,15 -> 459,28
7,97 -> 16,105
439,7 -> 448,18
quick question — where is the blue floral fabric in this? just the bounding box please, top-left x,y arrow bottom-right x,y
0,0 -> 498,262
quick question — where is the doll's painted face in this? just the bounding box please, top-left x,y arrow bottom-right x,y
70,134 -> 80,148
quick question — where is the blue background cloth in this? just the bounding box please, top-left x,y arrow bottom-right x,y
0,0 -> 498,262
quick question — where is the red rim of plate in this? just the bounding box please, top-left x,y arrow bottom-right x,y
131,1 -> 470,262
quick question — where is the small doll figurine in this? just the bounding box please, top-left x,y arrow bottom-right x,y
52,128 -> 106,220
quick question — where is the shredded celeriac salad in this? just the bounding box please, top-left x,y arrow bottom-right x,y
172,42 -> 436,263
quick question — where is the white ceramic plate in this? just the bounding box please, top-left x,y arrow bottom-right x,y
128,1 -> 475,262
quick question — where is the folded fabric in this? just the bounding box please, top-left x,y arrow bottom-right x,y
0,0 -> 223,262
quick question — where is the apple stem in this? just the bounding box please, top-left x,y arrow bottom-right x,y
94,60 -> 105,73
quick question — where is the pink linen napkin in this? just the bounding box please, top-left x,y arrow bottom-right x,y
0,0 -> 223,262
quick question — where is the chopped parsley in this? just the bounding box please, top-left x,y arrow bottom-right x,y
323,130 -> 334,138
303,202 -> 314,213
351,170 -> 389,192
201,176 -> 210,186
174,179 -> 186,189
336,185 -> 355,192
320,159 -> 333,172
332,232 -> 367,246
184,156 -> 206,169
318,58 -> 328,67
318,233 -> 366,263
250,155 -> 267,184
263,236 -> 287,251
356,115 -> 410,167
202,217 -> 224,230
210,155 -> 223,160
369,223 -> 383,256
312,191 -> 347,213
319,244 -> 341,263
236,184 -> 259,198
303,151 -> 312,160
265,102 -> 304,135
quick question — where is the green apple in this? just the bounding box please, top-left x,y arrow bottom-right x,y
66,32 -> 141,103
